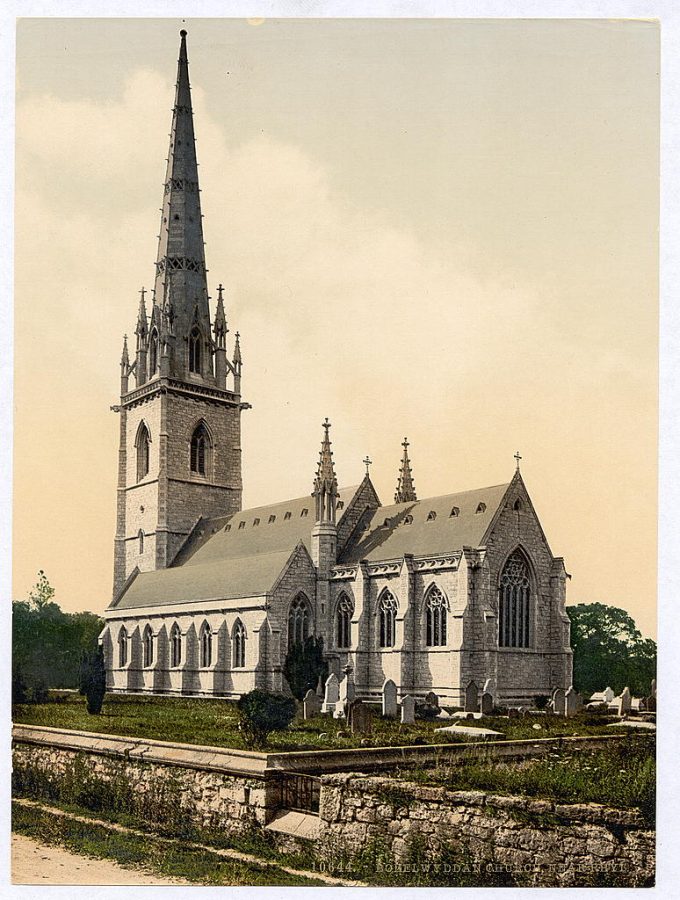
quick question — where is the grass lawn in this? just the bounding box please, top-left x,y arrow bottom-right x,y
12,801 -> 324,886
12,692 -> 642,752
401,737 -> 656,824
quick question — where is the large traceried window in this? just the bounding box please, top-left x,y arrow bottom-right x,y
190,422 -> 210,476
118,626 -> 128,667
336,594 -> 353,649
199,621 -> 212,668
498,549 -> 531,648
170,623 -> 182,667
378,591 -> 397,648
232,619 -> 246,668
143,625 -> 154,667
425,585 -> 448,647
189,327 -> 202,374
288,595 -> 311,647
136,422 -> 150,481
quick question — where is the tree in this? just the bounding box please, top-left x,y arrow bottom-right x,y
28,570 -> 56,611
283,636 -> 328,700
80,646 -> 107,714
567,603 -> 656,697
236,690 -> 296,748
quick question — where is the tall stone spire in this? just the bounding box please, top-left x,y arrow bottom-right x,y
153,29 -> 212,379
394,437 -> 417,503
313,418 -> 339,524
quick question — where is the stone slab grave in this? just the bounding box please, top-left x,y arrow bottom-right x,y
435,724 -> 503,739
381,678 -> 397,718
348,699 -> 373,736
401,695 -> 415,724
321,673 -> 339,715
464,680 -> 479,713
608,719 -> 656,730
590,687 -> 615,705
552,688 -> 567,716
453,711 -> 483,720
303,689 -> 321,720
480,692 -> 494,716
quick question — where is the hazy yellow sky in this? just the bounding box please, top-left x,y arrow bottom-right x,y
13,18 -> 658,636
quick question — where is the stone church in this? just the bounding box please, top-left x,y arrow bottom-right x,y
101,32 -> 573,706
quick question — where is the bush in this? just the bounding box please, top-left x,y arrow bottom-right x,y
236,690 -> 296,748
80,646 -> 107,714
282,636 -> 328,700
32,677 -> 49,704
416,703 -> 441,720
12,669 -> 28,704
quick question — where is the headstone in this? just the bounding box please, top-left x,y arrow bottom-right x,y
316,674 -> 325,698
483,677 -> 497,704
382,678 -> 398,718
552,688 -> 567,716
646,695 -> 657,712
651,678 -> 656,699
604,686 -> 615,704
321,673 -> 340,714
401,694 -> 416,724
480,692 -> 494,716
618,686 -> 632,716
303,688 -> 321,719
464,680 -> 479,713
565,687 -> 579,717
348,699 -> 374,735
425,691 -> 439,708
335,670 -> 356,718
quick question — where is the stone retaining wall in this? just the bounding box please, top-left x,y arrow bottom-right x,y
318,774 -> 655,887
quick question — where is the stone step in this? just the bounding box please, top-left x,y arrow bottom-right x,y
265,810 -> 321,840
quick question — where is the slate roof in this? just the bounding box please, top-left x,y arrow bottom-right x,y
338,483 -> 511,564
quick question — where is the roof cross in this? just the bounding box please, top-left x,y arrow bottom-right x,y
217,283 -> 224,301
139,286 -> 146,303
514,451 -> 522,471
363,455 -> 372,475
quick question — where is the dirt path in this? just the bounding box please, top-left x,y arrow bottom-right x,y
12,833 -> 192,885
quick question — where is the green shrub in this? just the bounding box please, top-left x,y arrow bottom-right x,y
32,677 -> 49,704
80,647 -> 107,714
282,637 -> 328,700
12,669 -> 28,704
236,690 -> 296,748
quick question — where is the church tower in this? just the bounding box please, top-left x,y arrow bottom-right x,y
113,31 -> 246,597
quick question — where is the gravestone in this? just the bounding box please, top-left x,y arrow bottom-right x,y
382,678 -> 398,718
603,686 -> 615,704
464,681 -> 479,713
483,677 -> 497,704
618,686 -> 632,716
335,670 -> 356,718
322,673 -> 340,714
303,688 -> 321,719
646,695 -> 657,712
425,691 -> 439,708
401,695 -> 416,724
552,688 -> 567,716
316,674 -> 325,698
651,678 -> 656,699
348,699 -> 374,735
565,687 -> 579,717
480,692 -> 494,716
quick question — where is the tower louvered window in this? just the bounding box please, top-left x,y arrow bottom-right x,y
189,327 -> 201,374
336,594 -> 353,649
379,591 -> 397,648
233,620 -> 246,668
498,550 -> 531,648
288,595 -> 311,647
425,586 -> 447,646
136,423 -> 150,481
149,330 -> 159,375
190,423 -> 210,476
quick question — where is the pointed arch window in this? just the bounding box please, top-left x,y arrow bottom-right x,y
498,549 -> 531,648
233,619 -> 246,668
336,594 -> 353,649
199,621 -> 212,668
118,626 -> 128,667
170,623 -> 182,667
288,595 -> 311,647
378,591 -> 397,648
136,423 -> 150,481
149,329 -> 159,375
190,422 -> 211,476
189,327 -> 202,374
143,625 -> 154,667
425,585 -> 448,647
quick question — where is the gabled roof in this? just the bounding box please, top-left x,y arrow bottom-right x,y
338,482 -> 511,564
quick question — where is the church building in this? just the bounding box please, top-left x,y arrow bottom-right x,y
101,32 -> 573,706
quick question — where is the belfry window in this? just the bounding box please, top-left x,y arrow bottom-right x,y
233,619 -> 246,668
170,623 -> 182,667
136,423 -> 150,482
190,422 -> 210,476
199,621 -> 212,668
189,327 -> 201,374
498,550 -> 531,648
425,586 -> 447,647
149,330 -> 159,375
336,594 -> 353,649
288,595 -> 311,647
378,591 -> 397,648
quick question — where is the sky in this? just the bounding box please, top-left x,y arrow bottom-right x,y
12,17 -> 659,636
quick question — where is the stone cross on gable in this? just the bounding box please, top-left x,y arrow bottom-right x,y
514,451 -> 522,471
363,456 -> 372,475
139,286 -> 146,303
217,283 -> 224,300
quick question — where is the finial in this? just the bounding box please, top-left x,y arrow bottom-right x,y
323,417 -> 331,434
363,455 -> 372,476
216,283 -> 224,301
180,29 -> 187,38
139,286 -> 146,303
395,435 -> 417,503
514,451 -> 522,472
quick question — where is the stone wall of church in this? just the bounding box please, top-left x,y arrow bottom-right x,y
267,546 -> 317,662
